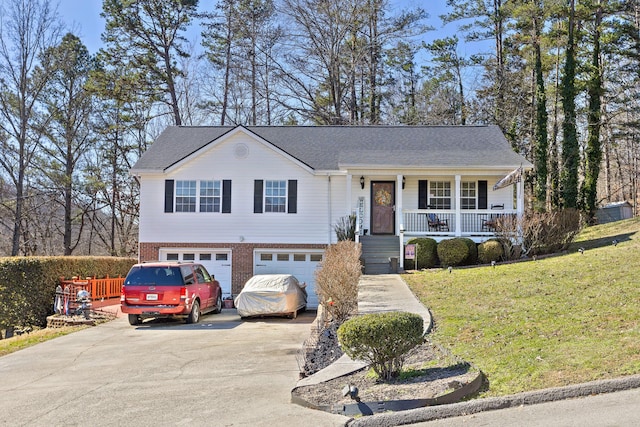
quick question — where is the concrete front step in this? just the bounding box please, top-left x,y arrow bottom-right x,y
362,257 -> 400,275
360,235 -> 401,275
364,263 -> 393,275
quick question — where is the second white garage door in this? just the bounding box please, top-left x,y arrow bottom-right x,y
254,250 -> 324,308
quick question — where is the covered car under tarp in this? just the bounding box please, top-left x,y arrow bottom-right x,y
235,274 -> 307,318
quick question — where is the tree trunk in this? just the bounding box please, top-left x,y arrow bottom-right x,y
164,47 -> 182,126
533,12 -> 548,212
581,0 -> 603,221
493,0 -> 505,129
561,0 -> 579,208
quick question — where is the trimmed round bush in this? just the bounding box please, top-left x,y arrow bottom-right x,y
338,311 -> 424,380
457,237 -> 478,265
437,238 -> 469,267
404,237 -> 438,269
478,239 -> 504,264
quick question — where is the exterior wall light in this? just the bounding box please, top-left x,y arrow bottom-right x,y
360,176 -> 365,189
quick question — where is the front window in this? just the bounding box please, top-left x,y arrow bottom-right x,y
429,181 -> 451,209
461,182 -> 476,209
200,180 -> 221,212
176,180 -> 222,212
175,181 -> 196,212
265,180 -> 287,213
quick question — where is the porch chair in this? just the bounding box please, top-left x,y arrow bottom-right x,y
482,213 -> 505,232
481,216 -> 497,232
427,213 -> 449,232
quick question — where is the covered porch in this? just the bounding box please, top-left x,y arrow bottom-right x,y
347,169 -> 525,270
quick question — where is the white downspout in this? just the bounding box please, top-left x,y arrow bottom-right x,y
327,174 -> 332,244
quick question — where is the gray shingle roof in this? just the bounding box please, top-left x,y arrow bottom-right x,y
131,125 -> 532,173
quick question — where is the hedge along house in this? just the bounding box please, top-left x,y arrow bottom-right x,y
130,125 -> 532,307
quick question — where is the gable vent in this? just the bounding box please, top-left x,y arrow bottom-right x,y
234,143 -> 249,159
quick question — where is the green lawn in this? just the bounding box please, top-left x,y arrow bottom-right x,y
0,326 -> 88,357
403,217 -> 640,397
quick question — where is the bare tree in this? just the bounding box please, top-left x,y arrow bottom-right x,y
279,0 -> 364,124
0,0 -> 63,255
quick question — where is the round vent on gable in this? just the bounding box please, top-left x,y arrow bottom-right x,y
234,143 -> 249,159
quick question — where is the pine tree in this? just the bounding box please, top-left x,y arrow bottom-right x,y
101,0 -> 198,126
38,33 -> 96,255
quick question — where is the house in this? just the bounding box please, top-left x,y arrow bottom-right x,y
130,125 -> 533,307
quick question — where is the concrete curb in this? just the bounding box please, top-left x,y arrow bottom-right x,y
334,368 -> 485,417
346,373 -> 640,426
292,368 -> 484,417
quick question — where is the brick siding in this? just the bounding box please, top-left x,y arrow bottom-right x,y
139,242 -> 326,294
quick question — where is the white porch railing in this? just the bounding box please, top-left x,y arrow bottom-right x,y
402,209 -> 517,236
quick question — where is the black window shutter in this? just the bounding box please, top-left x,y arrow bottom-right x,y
478,180 -> 488,209
164,180 -> 174,213
288,180 -> 297,214
254,180 -> 263,213
222,180 -> 231,213
418,180 -> 428,209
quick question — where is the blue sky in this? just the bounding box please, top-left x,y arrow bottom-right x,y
57,0 -> 472,55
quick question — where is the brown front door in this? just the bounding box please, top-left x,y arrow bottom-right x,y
371,181 -> 395,234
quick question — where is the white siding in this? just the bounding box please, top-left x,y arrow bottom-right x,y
138,129 -> 524,244
139,133 -> 333,244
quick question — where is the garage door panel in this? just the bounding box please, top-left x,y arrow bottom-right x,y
160,249 -> 232,298
254,250 -> 323,308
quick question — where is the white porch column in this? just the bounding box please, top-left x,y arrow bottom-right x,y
516,176 -> 525,245
396,174 -> 403,236
516,175 -> 524,216
397,174 -> 404,270
455,174 -> 462,237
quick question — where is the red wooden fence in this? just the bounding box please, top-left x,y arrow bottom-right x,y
59,276 -> 124,301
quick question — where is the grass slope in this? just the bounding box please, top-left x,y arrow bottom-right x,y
403,217 -> 640,397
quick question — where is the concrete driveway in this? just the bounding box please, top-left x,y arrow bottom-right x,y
0,309 -> 349,426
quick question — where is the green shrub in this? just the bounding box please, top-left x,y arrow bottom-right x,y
457,237 -> 478,265
478,240 -> 504,264
315,241 -> 361,323
404,238 -> 438,269
0,256 -> 136,332
437,238 -> 470,267
338,311 -> 424,380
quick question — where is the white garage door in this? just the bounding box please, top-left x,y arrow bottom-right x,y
159,249 -> 233,298
254,250 -> 324,308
